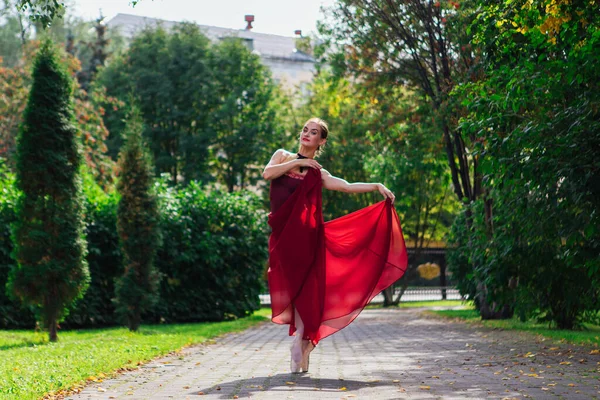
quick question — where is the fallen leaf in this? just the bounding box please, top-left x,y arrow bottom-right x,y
183,386 -> 190,389
590,349 -> 599,355
97,387 -> 106,392
392,379 -> 400,383
559,361 -> 572,365
420,386 -> 431,390
339,387 -> 347,391
285,382 -> 296,385
568,383 -> 576,387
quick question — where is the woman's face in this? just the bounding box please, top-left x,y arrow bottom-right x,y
299,122 -> 326,148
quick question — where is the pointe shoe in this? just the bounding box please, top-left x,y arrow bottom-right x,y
290,337 -> 303,374
291,356 -> 302,374
300,340 -> 314,373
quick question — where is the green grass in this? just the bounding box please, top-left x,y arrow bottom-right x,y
367,299 -> 471,309
430,309 -> 600,347
0,308 -> 271,400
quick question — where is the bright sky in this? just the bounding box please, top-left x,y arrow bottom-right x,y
70,0 -> 335,37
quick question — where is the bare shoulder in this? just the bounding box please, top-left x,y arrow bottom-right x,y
270,148 -> 294,165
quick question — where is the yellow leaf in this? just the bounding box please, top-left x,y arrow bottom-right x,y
420,386 -> 431,390
97,387 -> 106,392
559,361 -> 571,365
339,387 -> 347,391
590,349 -> 599,355
285,382 -> 296,385
568,383 -> 576,387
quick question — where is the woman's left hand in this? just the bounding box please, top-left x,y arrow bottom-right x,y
376,183 -> 395,203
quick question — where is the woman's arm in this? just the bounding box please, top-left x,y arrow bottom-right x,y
321,169 -> 395,202
262,149 -> 322,181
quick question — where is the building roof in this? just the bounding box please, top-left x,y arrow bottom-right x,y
106,13 -> 315,63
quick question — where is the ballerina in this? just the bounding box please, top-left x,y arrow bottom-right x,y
262,117 -> 408,373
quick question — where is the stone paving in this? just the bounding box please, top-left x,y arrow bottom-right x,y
66,308 -> 600,399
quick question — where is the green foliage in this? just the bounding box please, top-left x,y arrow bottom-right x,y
448,0 -> 600,328
1,172 -> 268,328
210,38 -> 278,192
62,172 -> 120,328
0,159 -> 35,328
8,40 -> 89,340
148,182 -> 268,322
0,12 -> 26,67
97,24 -> 283,189
16,0 -> 64,28
0,40 -> 118,186
114,104 -> 162,331
97,23 -> 216,184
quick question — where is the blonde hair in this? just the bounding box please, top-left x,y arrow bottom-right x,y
298,117 -> 329,158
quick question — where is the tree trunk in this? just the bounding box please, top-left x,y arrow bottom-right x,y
48,318 -> 58,342
382,286 -> 395,307
440,259 -> 447,300
477,282 -> 514,320
394,280 -> 409,304
128,311 -> 141,332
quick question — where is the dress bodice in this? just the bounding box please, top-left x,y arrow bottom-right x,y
269,172 -> 305,213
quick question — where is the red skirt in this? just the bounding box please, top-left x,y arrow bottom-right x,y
267,168 -> 408,345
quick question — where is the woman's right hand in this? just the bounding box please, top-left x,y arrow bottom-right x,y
296,158 -> 322,169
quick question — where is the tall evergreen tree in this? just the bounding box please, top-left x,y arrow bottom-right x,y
8,39 -> 89,342
114,102 -> 161,331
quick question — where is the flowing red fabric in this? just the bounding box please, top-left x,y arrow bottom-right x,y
268,168 -> 408,345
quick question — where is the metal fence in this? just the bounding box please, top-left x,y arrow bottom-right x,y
259,286 -> 463,306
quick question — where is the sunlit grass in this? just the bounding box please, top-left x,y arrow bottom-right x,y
0,308 -> 271,400
430,309 -> 600,347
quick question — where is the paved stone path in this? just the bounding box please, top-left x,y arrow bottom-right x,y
66,308 -> 600,399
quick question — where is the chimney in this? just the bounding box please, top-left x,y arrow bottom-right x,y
245,15 -> 254,30
294,30 -> 302,37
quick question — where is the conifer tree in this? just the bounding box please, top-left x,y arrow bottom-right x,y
8,39 -> 89,342
114,102 -> 161,331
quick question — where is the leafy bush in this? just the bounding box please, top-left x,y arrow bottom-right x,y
0,160 -> 35,328
0,170 -> 268,329
146,180 -> 268,323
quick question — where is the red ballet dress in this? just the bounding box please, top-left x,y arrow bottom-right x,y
268,168 -> 408,345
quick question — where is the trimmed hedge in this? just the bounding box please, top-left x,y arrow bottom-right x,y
0,171 -> 268,329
